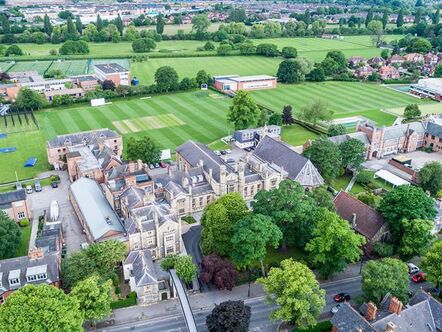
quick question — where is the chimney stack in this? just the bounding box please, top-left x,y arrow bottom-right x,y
388,297 -> 403,315
365,302 -> 378,321
385,322 -> 396,332
351,213 -> 357,229
28,248 -> 44,260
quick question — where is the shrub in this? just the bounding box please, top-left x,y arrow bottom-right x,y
5,45 -> 23,56
182,216 -> 197,224
281,46 -> 297,59
203,41 -> 215,51
373,242 -> 394,257
49,49 -> 57,56
59,40 -> 89,55
19,219 -> 30,227
132,37 -> 156,53
110,292 -> 137,309
356,170 -> 373,185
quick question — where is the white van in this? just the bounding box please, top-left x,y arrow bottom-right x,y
407,263 -> 419,274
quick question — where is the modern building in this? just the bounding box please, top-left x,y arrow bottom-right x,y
233,125 -> 281,148
213,75 -> 277,92
69,178 -> 126,243
410,78 -> 442,101
70,75 -> 99,92
46,129 -> 122,170
44,88 -> 85,101
334,191 -> 389,255
94,63 -> 130,86
0,189 -> 32,222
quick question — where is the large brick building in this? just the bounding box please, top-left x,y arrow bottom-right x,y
0,190 -> 32,222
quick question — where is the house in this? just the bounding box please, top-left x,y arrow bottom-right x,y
0,83 -> 20,101
403,52 -> 424,63
213,75 -> 277,92
70,75 -> 99,92
367,56 -> 385,67
410,78 -> 442,101
388,54 -> 404,65
354,65 -> 374,79
334,191 -> 389,254
331,291 -> 442,332
233,125 -> 281,149
379,65 -> 400,80
348,56 -> 366,68
123,249 -> 172,305
69,177 -> 126,243
46,129 -> 122,170
424,52 -> 439,65
0,249 -> 60,305
0,189 -> 32,222
424,121 -> 442,152
94,63 -> 130,86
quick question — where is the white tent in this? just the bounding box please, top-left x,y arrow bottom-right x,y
374,169 -> 410,187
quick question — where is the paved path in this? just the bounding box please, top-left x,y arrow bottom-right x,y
345,174 -> 357,192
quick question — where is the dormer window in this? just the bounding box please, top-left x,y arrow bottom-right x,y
26,265 -> 47,283
26,273 -> 47,282
9,278 -> 20,286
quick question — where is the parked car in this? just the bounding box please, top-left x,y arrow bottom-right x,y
51,181 -> 58,188
225,149 -> 232,154
149,164 -> 155,170
226,158 -> 235,163
16,182 -> 23,190
331,303 -> 342,315
34,180 -> 42,192
411,272 -> 426,283
407,263 -> 420,274
220,150 -> 227,155
334,293 -> 351,302
154,163 -> 160,168
244,147 -> 252,152
26,185 -> 33,194
214,150 -> 221,156
167,160 -> 175,166
159,162 -> 167,168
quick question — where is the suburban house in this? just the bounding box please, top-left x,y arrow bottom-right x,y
367,56 -> 385,67
403,53 -> 424,63
378,65 -> 400,80
334,191 -> 389,255
425,121 -> 442,151
0,189 -> 32,222
233,125 -> 281,148
0,83 -> 21,101
424,52 -> 439,65
94,63 -> 130,86
69,177 -> 126,243
410,78 -> 442,101
213,75 -> 277,92
331,290 -> 442,332
348,56 -> 366,68
388,54 -> 404,65
0,249 -> 60,305
46,129 -> 122,171
354,65 -> 375,79
123,249 -> 173,305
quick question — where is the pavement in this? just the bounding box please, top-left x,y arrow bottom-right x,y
27,170 -> 86,252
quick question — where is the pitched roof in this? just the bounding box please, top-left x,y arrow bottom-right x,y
426,121 -> 442,139
334,191 -> 385,240
124,250 -> 158,287
0,189 -> 26,209
47,129 -> 119,148
331,302 -> 376,332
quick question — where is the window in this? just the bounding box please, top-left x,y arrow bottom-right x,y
165,235 -> 174,242
17,212 -> 25,220
257,183 -> 261,191
199,197 -> 203,205
206,196 -> 211,204
244,187 -> 248,196
0,295 -> 3,304
26,273 -> 47,282
9,278 -> 19,286
166,246 -> 175,254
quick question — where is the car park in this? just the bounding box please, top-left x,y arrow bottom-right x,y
411,272 -> 426,283
407,263 -> 420,274
334,293 -> 351,302
331,303 -> 342,315
26,185 -> 33,194
220,150 -> 227,155
34,180 -> 42,192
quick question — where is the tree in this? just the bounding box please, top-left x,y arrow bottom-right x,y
434,63 -> 442,78
192,14 -> 210,34
308,67 -> 325,82
365,8 -> 374,27
397,9 -> 404,27
114,14 -> 124,36
156,14 -> 165,34
367,20 -> 384,47
381,49 -> 390,60
307,186 -> 335,211
160,254 -> 178,271
15,88 -> 47,110
328,123 -> 346,137
421,240 -> 442,291
175,255 -> 197,284
0,14 -> 10,34
217,44 -> 233,55
126,136 -> 160,164
361,258 -> 409,304
257,259 -> 325,327
379,185 -> 437,241
200,193 -> 248,256
203,41 -> 215,51
206,300 -> 251,332
59,40 -> 89,55
0,284 -> 84,332
96,14 -> 104,31
195,69 -> 211,86
200,253 -> 237,290
101,79 -> 115,91
66,16 -> 77,37
282,105 -> 294,125
382,10 -> 389,30
433,9 -> 440,25
0,213 -> 21,259
306,209 -> 365,278
399,218 -> 434,259
5,45 -> 23,56
256,43 -> 279,57
281,46 -> 297,59
303,137 -> 342,181
70,275 -> 112,322
409,38 -> 432,53
58,10 -> 74,20
44,14 -> 53,35
325,50 -> 347,72
403,103 -> 421,120
179,77 -> 195,90
227,90 -> 260,130
414,7 -> 422,24
277,59 -> 304,83
339,138 -> 366,170
132,37 -> 156,52
419,161 -> 442,195
298,99 -> 332,127
154,66 -> 179,92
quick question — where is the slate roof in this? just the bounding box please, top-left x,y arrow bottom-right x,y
383,122 -> 426,140
0,189 -> 26,209
124,250 -> 158,287
130,201 -> 177,230
120,186 -> 145,210
328,132 -> 369,145
409,289 -> 442,331
331,302 -> 375,332
334,191 -> 385,240
70,178 -> 125,242
47,129 -> 119,148
426,121 -> 442,139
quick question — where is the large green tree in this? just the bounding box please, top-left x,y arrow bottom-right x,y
0,284 -> 84,332
277,59 -> 303,83
421,240 -> 442,291
200,193 -> 248,256
379,185 -> 436,241
175,255 -> 197,284
156,14 -> 165,34
15,88 -> 48,110
419,161 -> 442,196
298,99 -> 332,127
361,258 -> 409,304
206,300 -> 251,332
367,20 -> 384,46
403,104 -> 421,120
227,90 -> 260,130
0,212 -> 21,259
306,209 -> 365,278
339,138 -> 366,170
126,136 -> 161,164
303,137 -> 342,181
257,259 -> 325,327
154,66 -> 179,92
70,275 -> 112,322
192,14 -> 211,34
399,219 -> 434,259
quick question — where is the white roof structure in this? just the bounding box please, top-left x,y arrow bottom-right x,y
374,169 -> 410,187
412,78 -> 442,94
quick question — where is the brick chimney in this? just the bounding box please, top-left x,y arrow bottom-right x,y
365,302 -> 378,321
28,247 -> 44,260
385,322 -> 396,332
388,297 -> 403,315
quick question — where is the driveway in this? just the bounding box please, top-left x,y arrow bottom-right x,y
28,171 -> 86,253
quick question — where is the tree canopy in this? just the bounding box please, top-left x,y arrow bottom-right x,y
192,14 -> 211,34
399,219 -> 434,259
327,124 -> 347,137
206,300 -> 251,332
175,255 -> 197,284
200,253 -> 237,290
227,90 -> 260,130
403,104 -> 421,120
15,88 -> 48,110
277,59 -> 304,83
303,137 -> 342,181
421,240 -> 442,289
339,138 -> 366,170
297,99 -> 332,127
125,136 -> 161,164
0,212 -> 21,259
419,161 -> 442,196
154,66 -> 179,92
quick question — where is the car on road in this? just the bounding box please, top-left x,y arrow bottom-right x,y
34,180 -> 42,192
411,272 -> 426,283
334,293 -> 351,302
244,147 -> 252,152
331,303 -> 342,315
26,185 -> 33,194
51,181 -> 58,188
407,263 -> 420,274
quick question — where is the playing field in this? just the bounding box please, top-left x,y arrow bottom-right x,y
48,60 -> 88,76
385,103 -> 442,116
251,82 -> 433,126
8,61 -> 53,75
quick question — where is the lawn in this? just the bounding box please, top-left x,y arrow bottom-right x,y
48,59 -> 88,76
281,123 -> 319,146
15,224 -> 32,257
8,60 -> 53,75
385,102 -> 442,116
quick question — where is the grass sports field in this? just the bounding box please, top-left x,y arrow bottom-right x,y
251,82 -> 432,126
385,103 -> 442,116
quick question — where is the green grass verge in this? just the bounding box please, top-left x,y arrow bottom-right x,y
264,246 -> 306,267
15,224 -> 32,257
281,124 -> 319,146
292,320 -> 332,332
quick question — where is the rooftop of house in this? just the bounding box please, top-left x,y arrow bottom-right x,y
43,87 -> 84,97
70,177 -> 125,242
427,121 -> 442,138
47,128 -> 120,148
124,249 -> 158,287
0,189 -> 26,209
94,63 -> 129,74
126,200 -> 178,234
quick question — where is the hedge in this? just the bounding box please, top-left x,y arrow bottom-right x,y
110,292 -> 137,310
292,320 -> 332,332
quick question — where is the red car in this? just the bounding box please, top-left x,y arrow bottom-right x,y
412,273 -> 426,283
159,162 -> 167,168
334,293 -> 351,302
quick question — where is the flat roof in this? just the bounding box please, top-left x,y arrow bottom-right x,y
94,63 -> 129,74
44,88 -> 84,97
374,169 -> 410,187
216,75 -> 276,83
